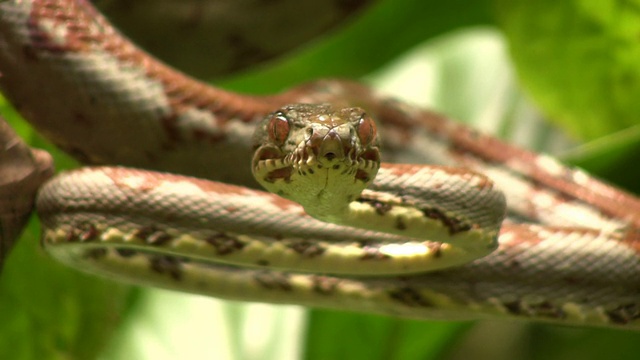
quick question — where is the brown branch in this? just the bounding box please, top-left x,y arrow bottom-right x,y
0,117 -> 54,271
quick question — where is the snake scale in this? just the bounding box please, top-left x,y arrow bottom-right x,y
1,0 -> 640,329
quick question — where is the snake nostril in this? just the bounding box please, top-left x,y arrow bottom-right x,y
324,152 -> 336,161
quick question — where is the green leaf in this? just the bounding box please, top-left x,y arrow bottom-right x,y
563,124 -> 640,192
304,311 -> 468,360
530,325 -> 640,360
495,0 -> 640,140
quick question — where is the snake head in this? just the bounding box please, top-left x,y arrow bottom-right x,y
252,104 -> 381,214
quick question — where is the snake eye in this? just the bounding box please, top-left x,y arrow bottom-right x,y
267,112 -> 290,145
356,114 -> 377,146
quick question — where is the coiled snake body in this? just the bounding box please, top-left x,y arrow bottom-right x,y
2,0 -> 640,329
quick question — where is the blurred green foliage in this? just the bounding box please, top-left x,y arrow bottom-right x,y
495,0 -> 640,140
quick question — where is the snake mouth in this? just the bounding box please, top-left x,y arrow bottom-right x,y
252,139 -> 379,186
252,145 -> 294,183
253,145 -> 283,163
302,129 -> 379,184
355,148 -> 381,182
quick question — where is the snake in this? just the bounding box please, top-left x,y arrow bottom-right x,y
1,0 -> 640,329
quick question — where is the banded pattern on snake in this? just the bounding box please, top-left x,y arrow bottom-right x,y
1,0 -> 640,329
